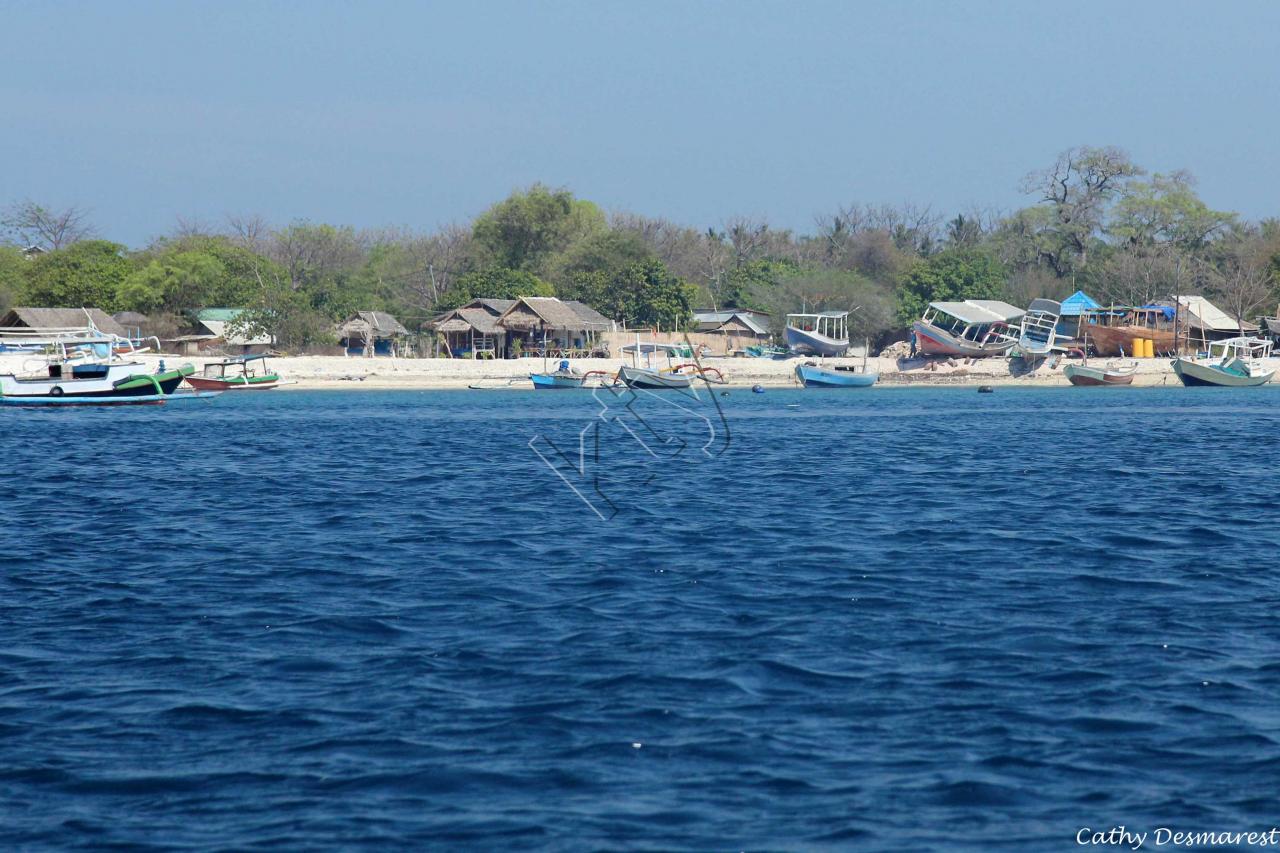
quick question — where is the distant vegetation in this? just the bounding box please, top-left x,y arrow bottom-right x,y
4,146 -> 1279,349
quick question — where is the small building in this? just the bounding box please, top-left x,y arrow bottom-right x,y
692,308 -> 772,352
429,299 -> 515,358
1056,290 -> 1101,339
496,297 -> 613,357
337,311 -> 410,357
1172,295 -> 1258,349
0,306 -> 128,338
167,308 -> 275,356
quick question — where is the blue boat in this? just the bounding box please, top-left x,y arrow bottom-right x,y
784,312 -> 850,356
530,360 -> 589,389
795,362 -> 878,388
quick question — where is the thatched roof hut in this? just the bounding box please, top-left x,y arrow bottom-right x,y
0,307 -> 127,338
497,297 -> 612,333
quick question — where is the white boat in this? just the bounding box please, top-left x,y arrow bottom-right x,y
1018,299 -> 1063,356
616,364 -> 693,390
912,301 -> 1023,358
785,312 -> 850,356
1172,337 -> 1276,387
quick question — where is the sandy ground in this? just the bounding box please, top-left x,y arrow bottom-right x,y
2,350 -> 1232,389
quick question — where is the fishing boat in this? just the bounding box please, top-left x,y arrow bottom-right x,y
785,312 -> 850,356
616,364 -> 694,390
185,355 -> 281,391
1063,362 -> 1137,386
1080,305 -> 1176,357
0,359 -> 195,403
529,360 -> 612,389
1172,337 -> 1276,387
912,301 -> 1023,358
795,362 -> 878,388
1017,299 -> 1063,356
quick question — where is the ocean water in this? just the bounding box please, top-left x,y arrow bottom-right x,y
3,386 -> 1280,850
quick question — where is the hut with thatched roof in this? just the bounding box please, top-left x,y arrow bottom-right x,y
337,311 -> 410,357
1,307 -> 128,338
496,297 -> 613,357
428,299 -> 515,358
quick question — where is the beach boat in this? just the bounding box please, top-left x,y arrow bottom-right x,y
185,355 -> 281,391
0,359 -> 195,403
1018,299 -> 1063,356
912,301 -> 1023,358
785,312 -> 850,356
529,360 -> 612,389
616,364 -> 694,390
1063,362 -> 1137,386
1172,337 -> 1276,387
795,362 -> 878,388
1080,305 -> 1176,357
743,344 -> 790,359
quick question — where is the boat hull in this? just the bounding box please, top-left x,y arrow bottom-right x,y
1172,358 -> 1274,387
795,363 -> 878,388
1085,325 -> 1175,357
912,321 -> 1014,358
785,326 -> 849,357
0,365 -> 193,400
1063,364 -> 1136,386
616,365 -> 693,390
185,374 -> 281,391
530,372 -> 585,389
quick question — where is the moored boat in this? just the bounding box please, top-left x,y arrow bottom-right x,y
785,312 -> 850,356
912,301 -> 1023,358
795,362 -> 878,388
616,364 -> 693,390
1063,362 -> 1137,386
185,355 -> 282,391
1172,337 -> 1276,387
0,360 -> 194,402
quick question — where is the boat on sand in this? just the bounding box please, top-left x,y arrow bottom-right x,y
912,301 -> 1023,358
1063,362 -> 1137,387
785,312 -> 850,356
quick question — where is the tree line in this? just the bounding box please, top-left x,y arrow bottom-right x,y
3,145 -> 1278,349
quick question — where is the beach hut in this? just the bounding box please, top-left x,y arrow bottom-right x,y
1056,290 -> 1100,339
337,311 -> 410,357
167,308 -> 275,356
428,299 -> 515,358
496,297 -> 613,357
0,307 -> 128,338
693,308 -> 772,353
1172,295 -> 1259,350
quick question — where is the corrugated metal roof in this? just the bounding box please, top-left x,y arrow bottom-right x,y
1175,295 -> 1258,333
198,319 -> 275,347
929,300 -> 1024,325
1058,290 -> 1101,316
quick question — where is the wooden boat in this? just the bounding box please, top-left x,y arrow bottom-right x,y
0,360 -> 194,402
1017,299 -> 1063,356
616,365 -> 693,390
1080,306 -> 1176,357
912,301 -> 1023,358
785,312 -> 849,356
185,355 -> 281,391
1172,337 -> 1276,387
1063,362 -> 1136,386
529,361 -> 612,389
795,362 -> 878,388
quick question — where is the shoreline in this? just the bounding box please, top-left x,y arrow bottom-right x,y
3,352 -> 1261,391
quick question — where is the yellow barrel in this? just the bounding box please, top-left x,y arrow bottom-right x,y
1143,338 -> 1155,358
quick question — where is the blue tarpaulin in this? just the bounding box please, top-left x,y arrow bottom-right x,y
1058,290 -> 1101,316
1139,304 -> 1176,320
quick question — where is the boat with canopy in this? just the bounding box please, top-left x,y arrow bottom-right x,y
185,355 -> 282,391
785,312 -> 850,356
912,300 -> 1023,357
1172,337 -> 1276,387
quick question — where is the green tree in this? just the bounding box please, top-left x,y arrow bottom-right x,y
438,267 -> 555,310
565,259 -> 694,328
23,240 -> 132,309
0,245 -> 25,312
472,184 -> 605,273
897,249 -> 1008,326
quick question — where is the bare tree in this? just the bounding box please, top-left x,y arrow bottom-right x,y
1209,245 -> 1278,336
226,213 -> 270,253
2,200 -> 95,250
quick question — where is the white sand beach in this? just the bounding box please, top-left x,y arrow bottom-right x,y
0,351 -> 1215,390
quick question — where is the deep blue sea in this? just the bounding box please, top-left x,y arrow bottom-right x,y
3,386 -> 1280,850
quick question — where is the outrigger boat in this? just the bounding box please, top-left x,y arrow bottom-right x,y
0,356 -> 194,404
530,360 -> 611,389
795,362 -> 878,388
1017,299 -> 1063,357
185,354 -> 282,391
1063,362 -> 1137,386
785,312 -> 850,356
1172,337 -> 1276,387
912,301 -> 1023,358
615,363 -> 725,390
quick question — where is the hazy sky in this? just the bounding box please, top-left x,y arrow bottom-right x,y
4,0 -> 1278,246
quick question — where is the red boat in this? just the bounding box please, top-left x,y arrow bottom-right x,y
185,355 -> 282,391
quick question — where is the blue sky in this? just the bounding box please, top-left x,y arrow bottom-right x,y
3,0 -> 1278,246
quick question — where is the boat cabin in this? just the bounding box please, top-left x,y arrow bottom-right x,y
1207,337 -> 1273,362
920,301 -> 1023,343
786,312 -> 848,342
201,354 -> 272,380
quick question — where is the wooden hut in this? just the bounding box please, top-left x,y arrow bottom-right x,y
337,311 -> 410,356
495,297 -> 612,357
166,308 -> 275,356
1,307 -> 128,338
692,308 -> 772,352
428,298 -> 515,358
